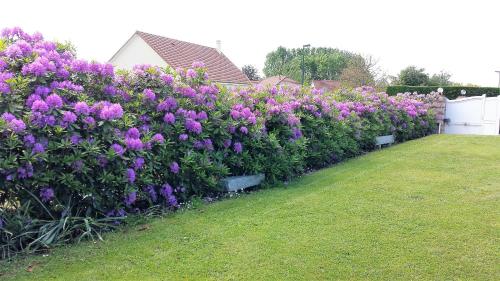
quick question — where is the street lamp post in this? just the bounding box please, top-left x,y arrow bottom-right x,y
301,44 -> 310,85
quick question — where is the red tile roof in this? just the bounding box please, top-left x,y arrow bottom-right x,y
136,31 -> 250,85
312,80 -> 341,92
259,75 -> 300,87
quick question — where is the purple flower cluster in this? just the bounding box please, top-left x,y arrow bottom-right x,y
160,183 -> 178,207
40,187 -> 54,202
185,119 -> 202,134
99,103 -> 123,120
2,113 -> 26,133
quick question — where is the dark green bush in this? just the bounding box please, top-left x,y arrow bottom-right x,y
386,86 -> 500,99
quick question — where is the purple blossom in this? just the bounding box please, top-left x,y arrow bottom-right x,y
192,61 -> 205,68
204,139 -> 214,151
32,143 -> 45,154
74,101 -> 90,115
46,93 -> 63,108
240,126 -> 248,134
234,142 -> 243,154
98,155 -> 108,167
0,82 -> 11,94
126,127 -> 140,139
168,195 -> 178,207
186,68 -> 197,79
1,112 -> 15,122
104,85 -> 116,95
160,183 -> 177,206
163,112 -> 176,124
145,185 -> 157,202
70,134 -> 82,145
194,140 -> 204,149
170,161 -> 179,174
26,94 -> 41,107
99,104 -> 123,120
223,139 -> 232,148
143,88 -> 156,101
197,111 -> 208,120
161,74 -> 174,85
111,144 -> 125,156
157,97 -> 177,112
0,60 -> 6,71
292,127 -> 302,140
160,183 -> 173,198
34,86 -> 50,97
9,119 -> 26,133
179,134 -> 188,141
125,137 -> 144,150
83,116 -> 96,127
40,187 -> 54,202
44,115 -> 56,126
31,100 -> 49,112
24,134 -> 36,146
151,133 -> 165,143
124,191 -> 137,207
185,119 -> 202,134
62,111 -> 77,124
126,168 -> 136,183
134,157 -> 145,170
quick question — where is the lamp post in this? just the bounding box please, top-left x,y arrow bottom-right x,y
301,44 -> 310,85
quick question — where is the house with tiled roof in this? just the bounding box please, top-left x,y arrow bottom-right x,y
110,31 -> 250,87
311,80 -> 341,93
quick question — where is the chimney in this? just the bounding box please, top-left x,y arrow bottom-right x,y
216,40 -> 221,54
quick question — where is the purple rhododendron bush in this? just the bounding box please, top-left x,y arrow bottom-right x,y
0,28 -> 436,257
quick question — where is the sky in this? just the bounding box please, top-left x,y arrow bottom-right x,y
1,0 -> 499,86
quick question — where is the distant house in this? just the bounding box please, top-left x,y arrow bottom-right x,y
109,31 -> 250,88
311,80 -> 341,93
258,75 -> 300,87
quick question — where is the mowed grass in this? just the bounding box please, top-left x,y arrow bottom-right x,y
1,135 -> 499,280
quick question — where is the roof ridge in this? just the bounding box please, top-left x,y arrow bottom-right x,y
136,31 -> 218,51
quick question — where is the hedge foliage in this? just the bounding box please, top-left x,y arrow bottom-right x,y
0,27 -> 437,255
386,85 -> 500,99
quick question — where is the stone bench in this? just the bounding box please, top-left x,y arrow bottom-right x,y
375,135 -> 395,149
220,174 -> 265,192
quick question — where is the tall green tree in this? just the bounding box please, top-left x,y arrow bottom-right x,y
393,66 -> 456,86
339,56 -> 376,87
394,66 -> 430,86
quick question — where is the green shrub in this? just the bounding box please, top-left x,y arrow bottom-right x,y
386,86 -> 500,99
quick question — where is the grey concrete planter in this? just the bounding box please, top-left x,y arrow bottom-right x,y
375,135 -> 395,148
220,174 -> 265,192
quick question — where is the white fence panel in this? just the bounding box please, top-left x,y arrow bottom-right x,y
444,95 -> 500,135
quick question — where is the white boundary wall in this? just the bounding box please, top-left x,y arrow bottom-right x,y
444,95 -> 500,135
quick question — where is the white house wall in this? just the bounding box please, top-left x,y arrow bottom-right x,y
109,34 -> 166,70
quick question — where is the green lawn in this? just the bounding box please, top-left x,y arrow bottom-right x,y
1,135 -> 499,280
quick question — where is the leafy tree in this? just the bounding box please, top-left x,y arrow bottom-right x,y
339,56 -> 376,87
394,66 -> 429,86
263,46 -> 366,84
428,71 -> 453,86
241,65 -> 261,81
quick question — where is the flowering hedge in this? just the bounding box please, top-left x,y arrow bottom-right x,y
0,28 -> 436,254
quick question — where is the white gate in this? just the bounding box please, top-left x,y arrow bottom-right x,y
444,95 -> 500,135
